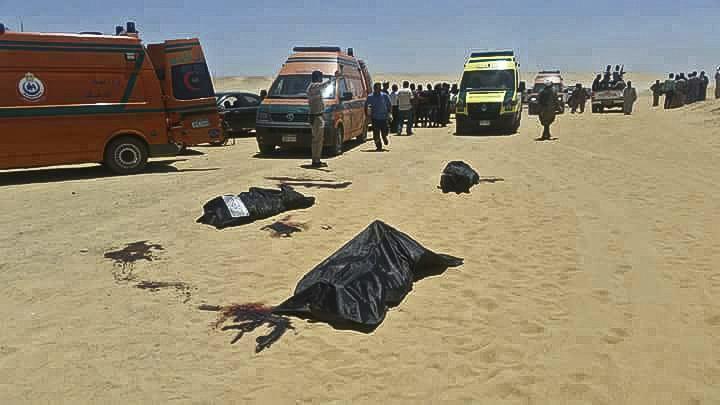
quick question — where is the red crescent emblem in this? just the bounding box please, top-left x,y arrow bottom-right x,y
183,71 -> 201,91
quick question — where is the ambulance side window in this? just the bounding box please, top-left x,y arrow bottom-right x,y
171,63 -> 214,100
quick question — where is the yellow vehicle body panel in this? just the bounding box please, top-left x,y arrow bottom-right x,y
466,91 -> 506,103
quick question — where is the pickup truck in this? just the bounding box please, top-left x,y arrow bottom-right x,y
591,87 -> 625,113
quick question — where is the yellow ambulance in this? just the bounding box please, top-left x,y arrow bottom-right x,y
455,50 -> 525,134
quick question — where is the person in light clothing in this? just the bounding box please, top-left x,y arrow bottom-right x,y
306,70 -> 338,168
396,81 -> 414,135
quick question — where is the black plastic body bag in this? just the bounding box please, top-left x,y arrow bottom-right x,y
273,220 -> 464,327
440,161 -> 480,194
197,185 -> 315,229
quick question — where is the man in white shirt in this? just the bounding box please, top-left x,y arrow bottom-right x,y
389,84 -> 399,134
396,81 -> 414,135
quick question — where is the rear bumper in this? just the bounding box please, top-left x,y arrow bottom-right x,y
256,125 -> 335,148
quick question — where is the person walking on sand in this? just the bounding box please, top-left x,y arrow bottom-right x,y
664,73 -> 676,109
537,80 -> 559,141
396,81 -> 414,135
306,70 -> 338,168
623,81 -> 638,115
650,80 -> 662,107
365,82 -> 392,151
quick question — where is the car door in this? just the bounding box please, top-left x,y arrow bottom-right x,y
237,94 -> 261,129
337,78 -> 352,139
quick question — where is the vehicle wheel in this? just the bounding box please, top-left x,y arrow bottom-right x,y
330,125 -> 344,156
104,136 -> 148,175
599,106 -> 605,113
510,114 -> 521,133
455,119 -> 467,135
257,143 -> 275,155
209,132 -> 228,146
591,105 -> 599,113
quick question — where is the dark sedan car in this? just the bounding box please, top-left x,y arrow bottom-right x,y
216,92 -> 262,139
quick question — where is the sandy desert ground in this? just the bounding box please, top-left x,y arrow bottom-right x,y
1,78 -> 719,404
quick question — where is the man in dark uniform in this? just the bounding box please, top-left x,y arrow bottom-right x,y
650,80 -> 662,107
700,71 -> 709,101
592,74 -> 602,92
570,83 -> 588,113
537,80 -> 559,141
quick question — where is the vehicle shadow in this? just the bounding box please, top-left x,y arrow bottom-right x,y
453,130 -> 516,137
0,160 -> 219,187
251,138 -> 367,160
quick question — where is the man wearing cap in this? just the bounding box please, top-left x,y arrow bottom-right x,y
537,80 -> 559,141
306,70 -> 338,168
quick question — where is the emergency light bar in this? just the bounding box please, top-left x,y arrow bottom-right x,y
293,46 -> 342,53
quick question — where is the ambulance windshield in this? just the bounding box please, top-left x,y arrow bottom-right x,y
460,70 -> 516,91
268,75 -> 336,99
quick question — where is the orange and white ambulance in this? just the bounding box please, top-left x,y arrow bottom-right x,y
0,22 -> 221,174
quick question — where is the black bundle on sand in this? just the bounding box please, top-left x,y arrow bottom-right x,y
207,220 -> 463,352
440,161 -> 480,194
196,185 -> 315,229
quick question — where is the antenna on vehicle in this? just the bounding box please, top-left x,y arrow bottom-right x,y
19,17 -> 24,32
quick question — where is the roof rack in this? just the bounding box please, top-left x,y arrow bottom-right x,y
293,46 -> 342,53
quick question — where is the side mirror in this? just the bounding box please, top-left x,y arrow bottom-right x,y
518,81 -> 526,93
341,92 -> 353,101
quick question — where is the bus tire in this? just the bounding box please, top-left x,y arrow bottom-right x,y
104,136 -> 148,175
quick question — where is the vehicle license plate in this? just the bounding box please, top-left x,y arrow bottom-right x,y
282,135 -> 297,143
477,120 -> 491,126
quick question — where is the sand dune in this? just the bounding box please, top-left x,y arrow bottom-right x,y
1,87 -> 719,403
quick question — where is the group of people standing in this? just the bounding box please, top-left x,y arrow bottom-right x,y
384,81 -> 459,133
652,70 -> 711,109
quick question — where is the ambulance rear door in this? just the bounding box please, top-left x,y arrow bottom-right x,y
148,39 -> 221,146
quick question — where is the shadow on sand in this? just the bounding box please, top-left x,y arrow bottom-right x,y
0,160 -> 219,187
251,138 -> 367,160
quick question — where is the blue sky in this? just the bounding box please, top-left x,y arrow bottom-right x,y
3,0 -> 719,77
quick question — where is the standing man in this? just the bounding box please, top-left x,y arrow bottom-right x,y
650,80 -> 662,107
307,70 -> 338,168
396,81 -> 414,135
715,67 -> 720,99
382,82 -> 390,94
389,84 -> 399,133
623,81 -> 638,115
700,71 -> 709,101
664,73 -> 676,109
570,83 -> 588,113
365,82 -> 392,151
537,80 -> 559,141
259,89 -> 268,101
592,74 -> 602,92
676,73 -> 688,107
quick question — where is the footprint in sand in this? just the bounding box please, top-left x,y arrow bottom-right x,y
706,315 -> 720,326
593,289 -> 611,303
603,327 -> 630,344
520,320 -> 546,335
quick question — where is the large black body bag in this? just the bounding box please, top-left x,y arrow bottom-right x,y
440,161 -> 480,194
273,220 -> 463,327
197,185 -> 315,229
